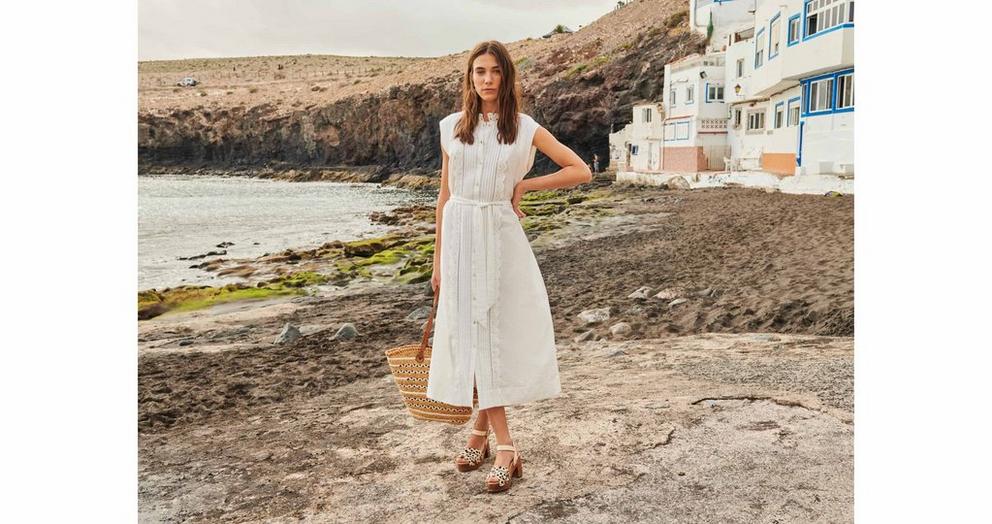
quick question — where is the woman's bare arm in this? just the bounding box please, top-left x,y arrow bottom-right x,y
431,144 -> 451,290
519,126 -> 593,193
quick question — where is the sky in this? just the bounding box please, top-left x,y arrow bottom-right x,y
138,0 -> 623,61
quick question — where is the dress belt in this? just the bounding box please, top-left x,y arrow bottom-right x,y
448,194 -> 512,208
442,194 -> 508,395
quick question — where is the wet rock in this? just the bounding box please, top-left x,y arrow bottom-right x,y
274,323 -> 301,345
333,323 -> 358,341
578,307 -> 611,324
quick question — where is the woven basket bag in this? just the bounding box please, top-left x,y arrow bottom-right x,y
385,285 -> 477,424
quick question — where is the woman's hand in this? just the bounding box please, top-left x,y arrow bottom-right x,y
431,264 -> 440,293
511,180 -> 528,219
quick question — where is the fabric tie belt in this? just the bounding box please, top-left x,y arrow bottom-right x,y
443,195 -> 512,380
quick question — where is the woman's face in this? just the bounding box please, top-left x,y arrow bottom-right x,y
471,53 -> 502,104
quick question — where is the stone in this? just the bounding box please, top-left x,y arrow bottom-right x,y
610,322 -> 633,338
405,305 -> 433,322
578,307 -> 611,324
654,288 -> 683,301
573,330 -> 596,343
274,323 -> 301,345
696,287 -> 714,297
333,323 -> 358,341
627,286 -> 652,300
665,176 -> 691,190
668,298 -> 688,308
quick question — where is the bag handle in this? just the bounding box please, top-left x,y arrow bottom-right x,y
417,284 -> 440,361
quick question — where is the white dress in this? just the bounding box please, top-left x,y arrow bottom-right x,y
425,111 -> 563,410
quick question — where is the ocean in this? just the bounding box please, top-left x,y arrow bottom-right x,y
138,174 -> 434,290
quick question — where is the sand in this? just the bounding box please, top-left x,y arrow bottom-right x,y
138,182 -> 854,521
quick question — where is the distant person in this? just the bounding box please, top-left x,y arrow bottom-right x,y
593,153 -> 600,173
428,40 -> 592,494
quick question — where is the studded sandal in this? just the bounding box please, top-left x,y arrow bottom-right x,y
485,444 -> 523,493
455,428 -> 491,472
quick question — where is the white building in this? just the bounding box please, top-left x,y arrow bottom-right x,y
616,0 -> 855,193
609,102 -> 664,173
662,53 -> 729,171
725,0 -> 854,176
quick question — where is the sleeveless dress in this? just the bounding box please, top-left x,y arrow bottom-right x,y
425,111 -> 563,410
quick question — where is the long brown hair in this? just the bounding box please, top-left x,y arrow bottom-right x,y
453,40 -> 522,145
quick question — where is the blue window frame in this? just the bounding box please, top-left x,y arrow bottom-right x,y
800,67 -> 854,117
768,13 -> 782,60
787,14 -> 801,46
787,96 -> 801,126
754,27 -> 766,69
803,0 -> 854,42
705,83 -> 724,103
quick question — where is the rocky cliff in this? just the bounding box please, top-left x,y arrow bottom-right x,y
137,0 -> 703,176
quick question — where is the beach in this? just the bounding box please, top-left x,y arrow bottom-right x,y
138,179 -> 853,521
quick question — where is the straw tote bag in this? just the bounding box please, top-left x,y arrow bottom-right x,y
385,285 -> 477,424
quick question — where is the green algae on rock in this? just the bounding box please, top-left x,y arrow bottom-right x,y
138,270 -> 331,320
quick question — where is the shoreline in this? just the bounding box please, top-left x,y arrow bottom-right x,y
137,174 -> 618,320
138,162 -> 444,190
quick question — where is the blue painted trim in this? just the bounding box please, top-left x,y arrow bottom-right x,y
802,0 -> 854,41
704,83 -> 724,103
787,14 -> 801,46
663,120 -> 692,142
768,13 -> 782,60
787,96 -> 801,126
803,22 -> 854,41
800,68 -> 855,116
754,27 -> 766,69
797,120 -> 804,166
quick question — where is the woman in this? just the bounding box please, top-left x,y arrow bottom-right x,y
425,40 -> 592,493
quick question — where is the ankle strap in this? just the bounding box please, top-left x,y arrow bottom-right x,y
471,429 -> 489,437
495,444 -> 516,452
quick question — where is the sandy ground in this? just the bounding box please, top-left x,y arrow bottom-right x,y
138,183 -> 854,522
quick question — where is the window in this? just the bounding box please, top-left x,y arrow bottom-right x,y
808,77 -> 834,112
837,73 -> 854,109
736,58 -> 744,77
664,123 -> 675,140
755,30 -> 766,67
774,103 -> 784,129
747,110 -> 765,131
806,0 -> 851,38
769,15 -> 781,59
630,144 -> 639,155
787,98 -> 800,126
686,85 -> 695,104
734,109 -> 742,128
643,108 -> 652,123
706,84 -> 724,102
788,16 -> 800,45
676,122 -> 690,140
670,88 -> 676,107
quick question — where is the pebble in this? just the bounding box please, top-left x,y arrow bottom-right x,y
274,323 -> 301,344
334,323 -> 358,341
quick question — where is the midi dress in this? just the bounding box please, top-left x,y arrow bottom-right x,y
425,111 -> 563,410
